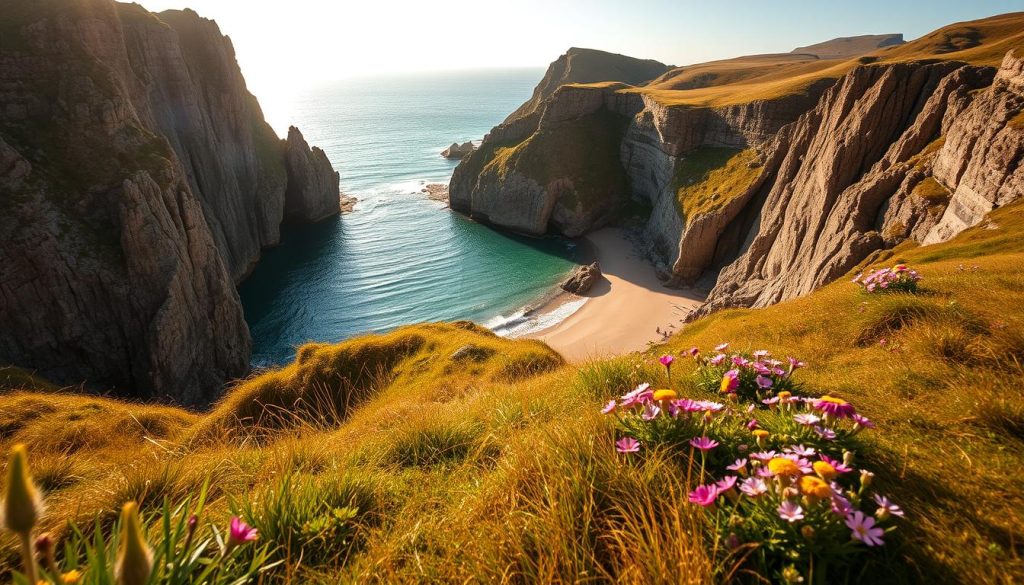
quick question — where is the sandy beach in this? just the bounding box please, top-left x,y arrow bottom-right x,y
525,228 -> 705,361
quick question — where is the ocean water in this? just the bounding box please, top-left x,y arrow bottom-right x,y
240,69 -> 581,366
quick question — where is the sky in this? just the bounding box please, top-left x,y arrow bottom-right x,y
136,0 -> 1024,122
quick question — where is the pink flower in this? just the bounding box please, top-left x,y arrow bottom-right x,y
785,444 -> 816,457
641,403 -> 661,421
688,347 -> 700,358
615,437 -> 641,454
753,350 -> 770,359
846,511 -> 885,546
750,450 -> 777,462
715,343 -> 729,352
709,354 -> 727,366
726,458 -> 748,472
831,493 -> 854,516
852,414 -> 875,429
812,396 -> 857,418
695,400 -> 725,412
819,454 -> 852,474
777,501 -> 804,523
787,357 -> 805,370
689,437 -> 719,452
873,494 -> 904,518
659,355 -> 675,367
793,413 -> 821,427
619,383 -> 653,408
715,476 -> 738,492
688,484 -> 719,507
813,426 -> 837,440
755,375 -> 773,389
740,477 -> 768,497
601,400 -> 616,414
672,399 -> 703,413
228,517 -> 259,549
746,419 -> 759,430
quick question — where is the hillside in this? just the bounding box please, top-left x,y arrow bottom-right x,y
792,33 -> 905,59
2,197 -> 1023,583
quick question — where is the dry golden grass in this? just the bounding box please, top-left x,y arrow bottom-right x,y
3,202 -> 1024,581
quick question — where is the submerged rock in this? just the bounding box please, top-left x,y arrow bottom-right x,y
560,262 -> 602,294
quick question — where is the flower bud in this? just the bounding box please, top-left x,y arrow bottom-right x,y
115,502 -> 153,585
843,451 -> 855,467
876,507 -> 891,522
860,470 -> 874,489
801,525 -> 815,540
725,533 -> 740,550
35,532 -> 59,576
781,565 -> 804,584
3,444 -> 41,535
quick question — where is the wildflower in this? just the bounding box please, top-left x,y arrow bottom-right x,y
846,511 -> 885,546
793,413 -> 821,426
688,347 -> 700,357
695,400 -> 725,412
672,398 -> 703,413
731,356 -> 750,368
755,375 -> 773,389
688,484 -> 719,507
659,355 -> 675,367
813,395 -> 857,418
787,357 -> 806,371
777,390 -> 793,403
753,350 -> 770,359
720,369 -> 740,393
762,396 -> 780,408
715,476 -> 738,492
641,403 -> 661,420
801,525 -> 815,540
746,419 -> 759,430
781,565 -> 805,584
785,444 -> 816,457
690,437 -> 720,452
777,501 -> 805,523
820,454 -> 852,474
812,460 -> 838,481
799,475 -> 832,500
715,343 -> 729,352
813,426 -> 837,441
740,477 -> 768,497
115,502 -> 153,585
752,429 -> 770,448
652,389 -> 677,402
873,494 -> 904,521
831,493 -> 854,517
750,450 -> 777,462
709,353 -> 727,366
767,457 -> 801,477
619,383 -> 652,407
227,516 -> 259,551
726,458 -> 748,473
61,570 -> 82,584
615,437 -> 641,454
852,414 -> 875,430
601,400 -> 616,414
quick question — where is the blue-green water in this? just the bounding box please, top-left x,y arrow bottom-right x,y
240,69 -> 581,366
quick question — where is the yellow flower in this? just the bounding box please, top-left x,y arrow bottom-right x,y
799,475 -> 832,499
777,391 -> 792,401
62,571 -> 82,584
813,460 -> 837,481
818,395 -> 848,406
752,430 -> 770,440
767,457 -> 800,476
652,389 -> 677,402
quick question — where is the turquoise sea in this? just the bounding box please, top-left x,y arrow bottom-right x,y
241,69 -> 581,366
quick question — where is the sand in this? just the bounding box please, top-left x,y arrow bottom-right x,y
525,228 -> 705,361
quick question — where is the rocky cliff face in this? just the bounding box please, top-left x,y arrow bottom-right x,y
0,0 -> 342,403
283,126 -> 342,223
454,17 -> 1024,319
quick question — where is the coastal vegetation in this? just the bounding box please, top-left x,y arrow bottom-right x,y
3,199 -> 1023,583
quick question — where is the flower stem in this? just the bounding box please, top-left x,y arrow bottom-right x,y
19,532 -> 37,584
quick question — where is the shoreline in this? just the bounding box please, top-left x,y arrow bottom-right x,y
515,228 -> 706,361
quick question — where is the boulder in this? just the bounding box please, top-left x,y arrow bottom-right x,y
441,142 -> 475,159
560,262 -> 602,294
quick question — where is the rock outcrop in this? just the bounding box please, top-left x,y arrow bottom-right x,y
441,142 -> 475,159
284,126 -> 342,223
560,262 -> 602,294
0,0 -> 343,404
505,47 -> 669,123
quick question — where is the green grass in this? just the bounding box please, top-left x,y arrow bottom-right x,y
672,147 -> 761,224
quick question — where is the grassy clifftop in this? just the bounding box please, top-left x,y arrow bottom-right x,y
3,202 -> 1024,582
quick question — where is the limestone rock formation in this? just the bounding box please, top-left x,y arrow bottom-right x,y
441,142 -> 475,159
284,126 -> 342,222
560,262 -> 602,294
0,0 -> 342,404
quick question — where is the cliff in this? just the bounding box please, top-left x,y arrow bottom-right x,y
283,125 -> 343,223
504,47 -> 669,123
452,13 -> 1024,314
0,0 -> 342,404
